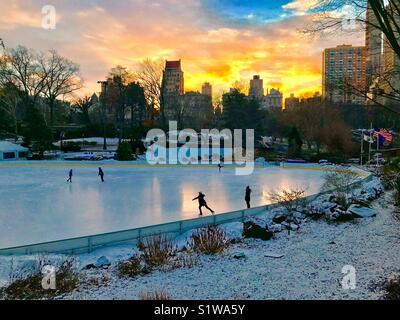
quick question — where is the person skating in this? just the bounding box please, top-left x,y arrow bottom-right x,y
192,192 -> 214,216
218,163 -> 224,173
67,169 -> 73,183
98,167 -> 105,182
245,185 -> 252,209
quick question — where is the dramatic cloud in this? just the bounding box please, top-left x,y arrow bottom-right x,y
0,0 -> 363,99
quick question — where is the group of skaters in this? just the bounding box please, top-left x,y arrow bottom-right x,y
66,167 -> 105,183
66,164 -> 252,216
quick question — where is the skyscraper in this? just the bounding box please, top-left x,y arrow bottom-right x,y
201,82 -> 212,98
322,44 -> 366,104
249,75 -> 264,100
162,60 -> 184,96
366,2 -> 383,87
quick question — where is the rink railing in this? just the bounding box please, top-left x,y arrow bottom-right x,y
0,166 -> 373,255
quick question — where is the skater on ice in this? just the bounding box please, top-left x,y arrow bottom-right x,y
98,167 -> 105,182
67,169 -> 73,183
218,163 -> 224,173
245,185 -> 252,208
192,192 -> 214,216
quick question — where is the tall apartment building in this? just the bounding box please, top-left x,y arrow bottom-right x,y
263,88 -> 283,109
322,44 -> 367,104
249,75 -> 264,99
366,2 -> 383,87
381,1 -> 400,96
201,82 -> 212,98
285,93 -> 300,109
162,60 -> 184,96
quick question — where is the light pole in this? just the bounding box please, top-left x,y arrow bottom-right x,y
98,80 -> 108,150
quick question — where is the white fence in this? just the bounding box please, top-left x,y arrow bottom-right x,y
0,168 -> 373,256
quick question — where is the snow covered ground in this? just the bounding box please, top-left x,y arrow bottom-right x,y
55,182 -> 400,300
0,164 -> 325,248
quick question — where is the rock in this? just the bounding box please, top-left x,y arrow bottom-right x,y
83,263 -> 96,270
269,223 -> 283,233
243,221 -> 273,241
272,213 -> 286,224
330,208 -> 355,222
347,204 -> 376,218
232,252 -> 246,260
293,211 -> 305,220
281,221 -> 299,231
94,256 -> 111,269
265,252 -> 285,258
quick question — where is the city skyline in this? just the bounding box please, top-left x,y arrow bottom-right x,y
0,0 -> 364,99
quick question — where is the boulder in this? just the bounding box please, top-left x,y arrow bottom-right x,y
232,252 -> 247,260
272,213 -> 286,224
269,223 -> 283,233
264,252 -> 285,258
330,208 -> 355,222
281,221 -> 299,231
243,221 -> 273,241
94,256 -> 111,269
347,205 -> 376,218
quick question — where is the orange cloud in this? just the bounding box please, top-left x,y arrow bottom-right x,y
0,0 -> 363,100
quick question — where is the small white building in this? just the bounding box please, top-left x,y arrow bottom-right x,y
0,141 -> 29,161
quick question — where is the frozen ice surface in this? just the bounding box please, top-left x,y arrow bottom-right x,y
0,163 -> 325,248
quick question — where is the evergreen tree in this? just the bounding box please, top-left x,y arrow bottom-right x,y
287,127 -> 302,158
116,141 -> 135,161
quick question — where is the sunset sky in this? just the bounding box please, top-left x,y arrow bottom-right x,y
0,0 -> 364,99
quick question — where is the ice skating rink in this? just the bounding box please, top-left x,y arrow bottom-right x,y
0,164 -> 326,248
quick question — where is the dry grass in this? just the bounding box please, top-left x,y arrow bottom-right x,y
1,257 -> 79,300
142,234 -> 176,267
383,276 -> 400,300
190,225 -> 228,254
117,255 -> 143,278
139,289 -> 171,300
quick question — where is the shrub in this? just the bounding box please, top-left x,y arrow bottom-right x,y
322,170 -> 359,210
383,277 -> 400,300
1,258 -> 79,300
142,234 -> 175,267
116,141 -> 135,161
170,254 -> 200,269
190,225 -> 228,254
268,187 -> 306,235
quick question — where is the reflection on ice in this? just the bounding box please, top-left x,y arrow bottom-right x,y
0,165 -> 325,247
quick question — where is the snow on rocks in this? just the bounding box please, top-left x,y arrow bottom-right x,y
243,220 -> 273,241
348,205 -> 376,218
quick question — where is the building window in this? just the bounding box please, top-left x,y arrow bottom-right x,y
3,152 -> 16,159
18,152 -> 27,158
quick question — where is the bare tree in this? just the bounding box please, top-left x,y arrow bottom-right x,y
322,170 -> 360,208
0,83 -> 21,135
133,58 -> 164,122
39,50 -> 83,123
231,79 -> 249,95
268,188 -> 306,235
304,0 -> 400,113
0,45 -> 47,107
74,94 -> 94,125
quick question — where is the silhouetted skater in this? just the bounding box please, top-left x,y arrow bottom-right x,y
192,192 -> 214,216
245,186 -> 252,209
98,167 -> 104,182
218,163 -> 224,173
67,169 -> 73,183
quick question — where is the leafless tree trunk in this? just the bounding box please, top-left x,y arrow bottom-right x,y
39,50 -> 83,124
